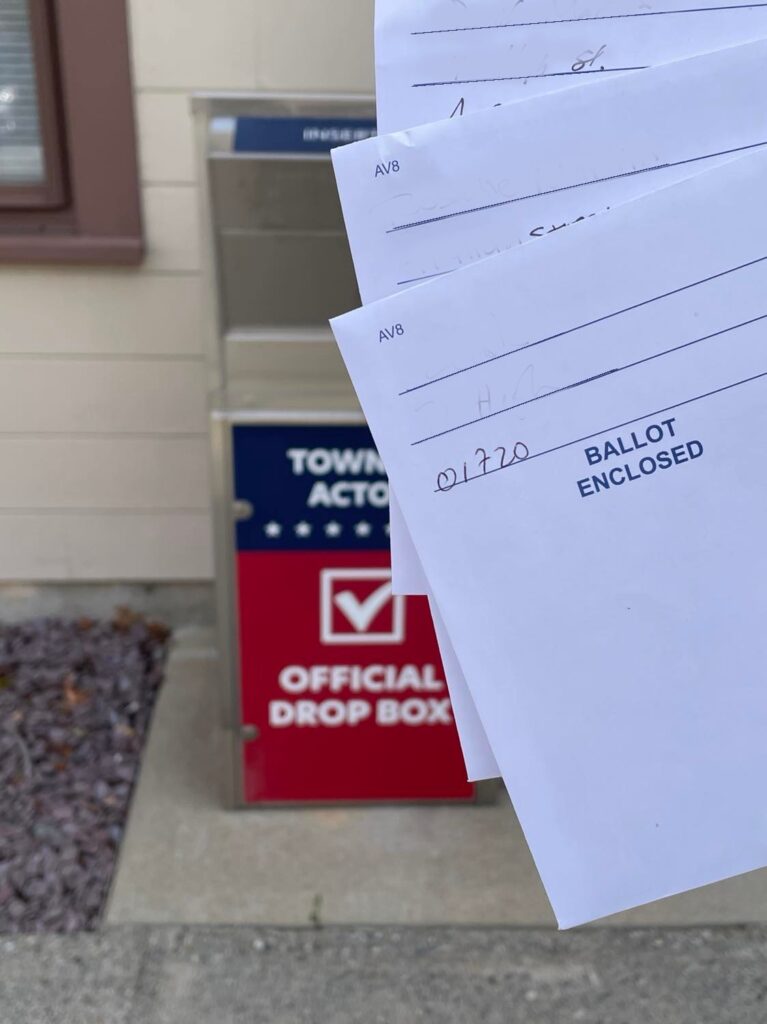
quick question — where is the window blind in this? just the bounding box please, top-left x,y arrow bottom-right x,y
0,0 -> 44,184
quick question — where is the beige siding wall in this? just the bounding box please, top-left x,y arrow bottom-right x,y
0,0 -> 374,581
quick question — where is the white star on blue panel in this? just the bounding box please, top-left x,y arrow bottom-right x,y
264,521 -> 282,538
354,521 -> 372,538
324,521 -> 342,538
294,521 -> 312,538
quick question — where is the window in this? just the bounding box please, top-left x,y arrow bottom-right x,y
0,0 -> 143,263
0,0 -> 66,207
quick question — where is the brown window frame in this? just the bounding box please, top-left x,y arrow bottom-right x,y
0,0 -> 143,264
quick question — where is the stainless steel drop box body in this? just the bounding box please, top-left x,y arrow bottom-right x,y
193,92 -> 495,807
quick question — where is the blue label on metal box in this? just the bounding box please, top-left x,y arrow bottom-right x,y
233,116 -> 376,154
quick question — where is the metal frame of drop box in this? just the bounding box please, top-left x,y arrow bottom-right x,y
193,92 -> 499,808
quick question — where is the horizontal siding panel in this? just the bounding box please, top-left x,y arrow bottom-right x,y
0,271 -> 205,357
137,92 -> 196,184
0,438 -> 209,509
0,359 -> 207,434
143,185 -> 201,272
0,512 -> 212,580
258,0 -> 374,93
129,0 -> 258,90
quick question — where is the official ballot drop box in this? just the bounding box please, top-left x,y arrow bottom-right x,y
194,93 -> 491,806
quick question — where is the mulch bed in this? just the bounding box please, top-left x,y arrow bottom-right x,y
0,610 -> 170,933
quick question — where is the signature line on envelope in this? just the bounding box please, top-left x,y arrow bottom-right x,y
413,67 -> 646,87
412,312 -> 767,445
400,255 -> 767,395
412,4 -> 767,34
431,369 -> 767,492
387,140 -> 767,233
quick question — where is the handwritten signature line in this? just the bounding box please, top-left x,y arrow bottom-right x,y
413,312 -> 767,446
399,254 -> 767,395
413,66 -> 645,87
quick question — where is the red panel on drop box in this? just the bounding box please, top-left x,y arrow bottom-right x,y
233,423 -> 474,804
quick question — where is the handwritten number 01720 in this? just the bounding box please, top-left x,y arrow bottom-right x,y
437,442 -> 529,492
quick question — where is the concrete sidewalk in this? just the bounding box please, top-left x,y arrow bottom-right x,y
107,630 -> 767,927
2,925 -> 766,1023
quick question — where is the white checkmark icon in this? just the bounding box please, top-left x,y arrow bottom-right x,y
333,582 -> 393,633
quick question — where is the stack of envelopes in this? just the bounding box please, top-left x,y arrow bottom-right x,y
329,2 -> 767,927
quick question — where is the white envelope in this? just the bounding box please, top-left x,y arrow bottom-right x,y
331,150 -> 767,926
335,39 -> 767,779
428,594 -> 499,781
376,0 -> 767,132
